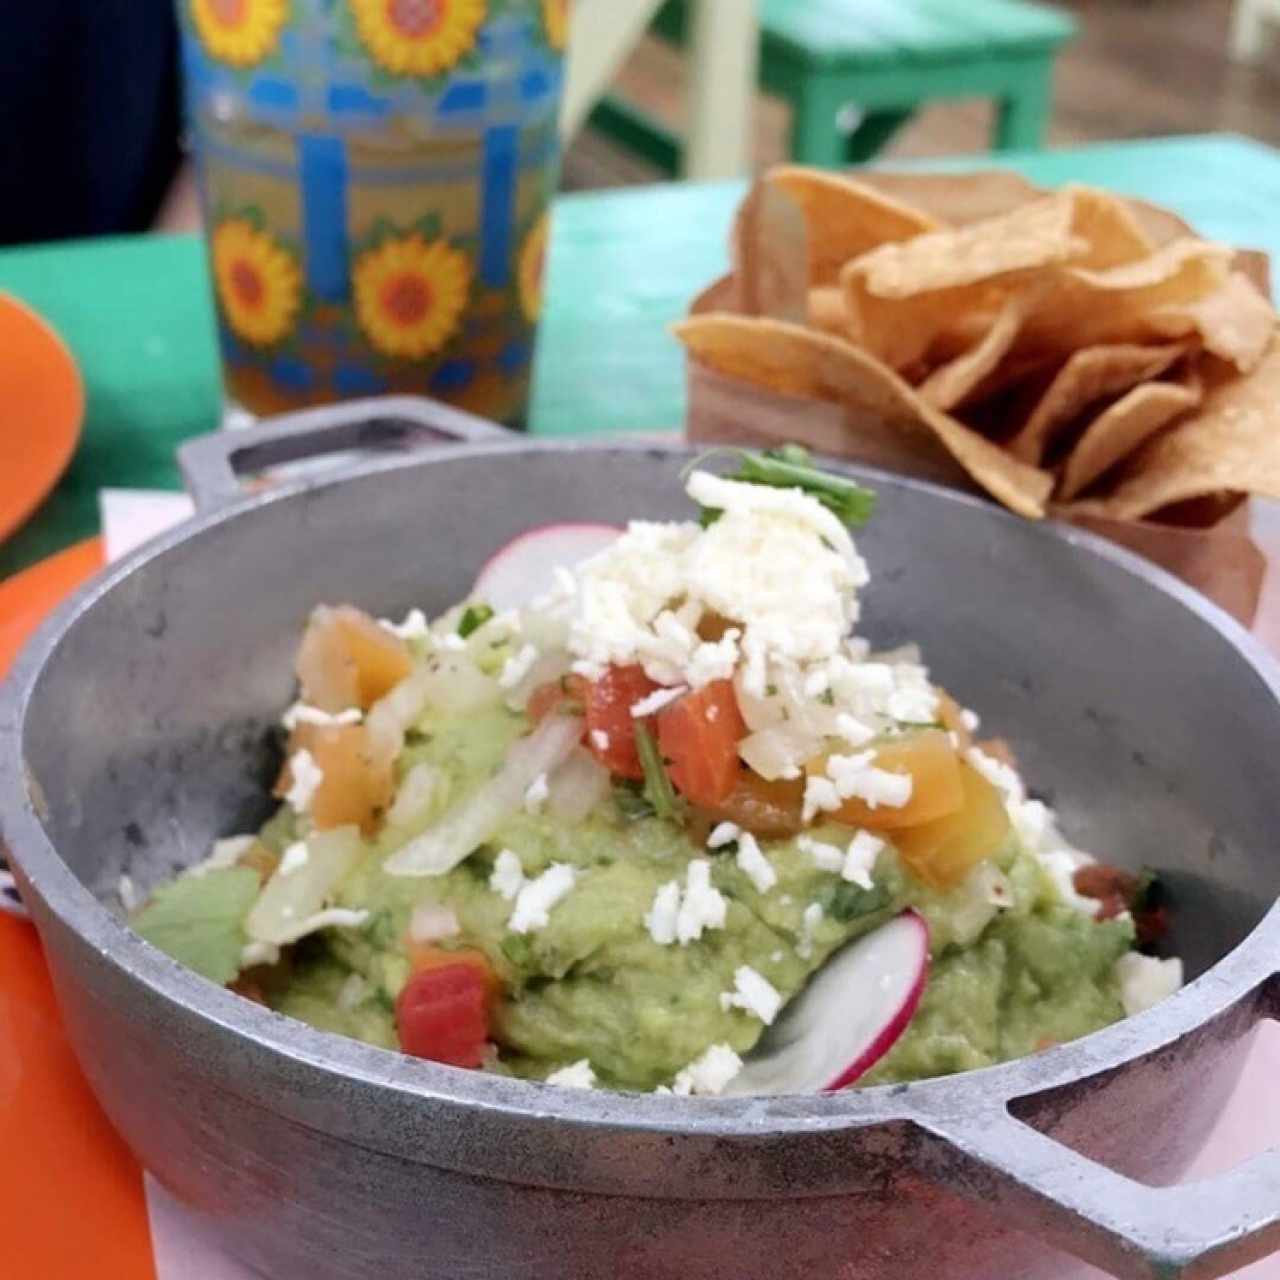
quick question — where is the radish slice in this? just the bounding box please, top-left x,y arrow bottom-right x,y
473,523 -> 622,610
726,910 -> 929,1096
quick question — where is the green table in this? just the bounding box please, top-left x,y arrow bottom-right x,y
5,133 -> 1280,580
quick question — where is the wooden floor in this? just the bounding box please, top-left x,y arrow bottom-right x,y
562,0 -> 1280,188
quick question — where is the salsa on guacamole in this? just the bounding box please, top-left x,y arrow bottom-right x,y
132,449 -> 1182,1095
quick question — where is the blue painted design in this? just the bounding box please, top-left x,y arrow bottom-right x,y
335,364 -> 389,396
271,357 -> 316,391
497,339 -> 532,374
328,83 -> 391,117
249,78 -> 300,111
480,124 -> 518,287
437,80 -> 488,116
430,360 -> 476,393
519,69 -> 552,103
299,135 -> 350,302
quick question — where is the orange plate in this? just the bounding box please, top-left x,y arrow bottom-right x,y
0,536 -> 104,677
0,292 -> 85,544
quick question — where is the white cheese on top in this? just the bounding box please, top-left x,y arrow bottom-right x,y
281,703 -> 363,730
499,643 -> 539,690
277,841 -> 310,877
523,772 -> 550,814
630,685 -> 687,718
508,863 -> 576,934
283,748 -> 324,813
719,965 -> 783,1024
589,729 -> 610,752
706,821 -> 741,850
798,902 -> 824,959
734,831 -> 777,894
798,835 -> 844,874
489,848 -> 526,901
1115,952 -> 1183,1017
669,1043 -> 743,1096
842,831 -> 884,889
644,879 -> 682,946
644,859 -> 729,946
546,1059 -> 597,1089
184,834 -> 256,879
379,608 -> 430,640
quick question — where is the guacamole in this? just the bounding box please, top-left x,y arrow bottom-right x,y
132,448 -> 1180,1095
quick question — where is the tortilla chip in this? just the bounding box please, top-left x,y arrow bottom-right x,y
845,193 -> 1083,300
856,169 -> 1045,227
673,313 -> 1053,518
1057,379 -> 1202,501
1063,184 -> 1157,269
1144,271 -> 1276,373
1018,238 -> 1234,355
1007,342 -> 1188,464
919,291 -> 1029,411
1065,339 -> 1280,519
730,179 -> 809,323
767,166 -> 941,286
808,286 -> 848,336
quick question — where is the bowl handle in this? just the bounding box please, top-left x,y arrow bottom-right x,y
921,985 -> 1280,1279
177,395 -> 510,512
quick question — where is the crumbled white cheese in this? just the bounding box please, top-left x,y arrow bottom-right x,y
283,748 -> 324,813
842,831 -> 884,889
490,848 -> 526,901
589,729 -> 610,752
409,901 -> 461,942
281,703 -> 362,730
770,949 -> 784,964
379,608 -> 430,640
1040,850 -> 1102,917
499,643 -> 539,690
630,685 -> 687,718
1115,952 -> 1183,1016
834,713 -> 875,747
960,708 -> 980,733
885,664 -> 939,724
734,832 -> 777,894
802,775 -> 842,823
827,752 -> 913,809
719,965 -> 783,1024
669,1043 -> 743,1096
676,859 -> 728,944
546,1059 -> 597,1089
118,874 -> 140,911
686,631 -> 741,686
278,908 -> 369,942
509,863 -> 576,934
440,631 -> 468,652
644,879 -> 682,945
184,834 -> 256,879
798,901 -> 824,959
524,772 -> 550,814
240,940 -> 280,968
798,834 -> 844,874
803,669 -> 830,699
277,841 -> 310,877
966,745 -> 1024,804
707,821 -> 741,849
337,973 -> 369,1011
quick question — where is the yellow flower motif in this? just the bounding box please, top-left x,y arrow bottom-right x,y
211,219 -> 303,347
517,213 -> 549,323
348,0 -> 486,77
541,0 -> 569,51
191,0 -> 289,68
354,233 -> 471,359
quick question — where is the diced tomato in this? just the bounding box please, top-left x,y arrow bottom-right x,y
583,664 -> 660,780
656,680 -> 746,807
406,944 -> 502,1002
527,674 -> 588,724
893,760 -> 1010,889
395,964 -> 492,1069
1072,864 -> 1170,946
701,772 -> 805,838
817,730 -> 965,831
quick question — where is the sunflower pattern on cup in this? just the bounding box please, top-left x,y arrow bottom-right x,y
211,217 -> 303,346
347,0 -> 487,77
190,0 -> 290,68
517,212 -> 548,323
353,233 -> 472,359
541,0 -> 569,51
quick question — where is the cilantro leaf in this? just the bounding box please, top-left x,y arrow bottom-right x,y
689,444 -> 877,530
131,866 -> 260,985
458,603 -> 495,638
633,721 -> 684,823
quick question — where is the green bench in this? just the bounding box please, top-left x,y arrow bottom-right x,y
590,0 -> 1078,171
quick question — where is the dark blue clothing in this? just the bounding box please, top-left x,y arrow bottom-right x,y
0,1 -> 181,245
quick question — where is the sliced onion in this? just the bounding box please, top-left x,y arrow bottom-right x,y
421,651 -> 503,716
738,726 -> 820,782
546,747 -> 611,822
384,715 -> 584,877
385,761 -> 440,830
505,647 -> 573,712
734,667 -> 785,732
246,825 -> 363,945
365,665 -> 434,761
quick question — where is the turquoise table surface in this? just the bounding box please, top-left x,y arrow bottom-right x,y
4,133 -> 1280,578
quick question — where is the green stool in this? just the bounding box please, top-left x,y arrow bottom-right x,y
590,0 -> 1078,172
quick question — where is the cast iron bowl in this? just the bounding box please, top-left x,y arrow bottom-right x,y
2,398 -> 1279,1280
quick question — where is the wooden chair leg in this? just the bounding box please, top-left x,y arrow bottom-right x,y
788,80 -> 852,168
844,108 -> 915,164
993,72 -> 1051,151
